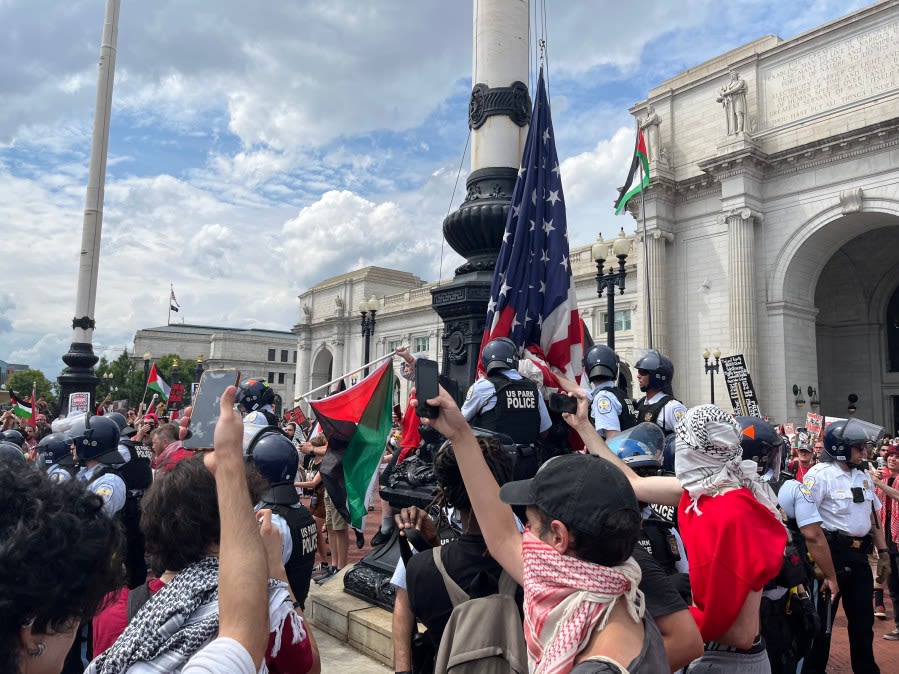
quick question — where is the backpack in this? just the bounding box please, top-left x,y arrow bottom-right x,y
431,547 -> 527,674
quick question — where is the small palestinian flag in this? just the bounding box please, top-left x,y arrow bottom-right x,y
310,361 -> 395,529
9,392 -> 32,419
147,363 -> 171,401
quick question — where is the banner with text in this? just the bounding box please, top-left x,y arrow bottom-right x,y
720,354 -> 761,417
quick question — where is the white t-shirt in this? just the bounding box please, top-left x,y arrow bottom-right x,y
182,637 -> 259,674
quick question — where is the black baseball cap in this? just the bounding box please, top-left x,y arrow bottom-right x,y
499,454 -> 639,536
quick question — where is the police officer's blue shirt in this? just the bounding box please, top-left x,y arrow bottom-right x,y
76,463 -> 126,517
802,462 -> 881,537
777,478 -> 823,530
47,464 -> 73,484
461,368 -> 552,432
589,381 -> 622,437
641,391 -> 688,434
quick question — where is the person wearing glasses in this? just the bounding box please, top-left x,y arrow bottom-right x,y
633,350 -> 687,437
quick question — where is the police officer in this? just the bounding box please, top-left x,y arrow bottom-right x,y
583,344 -> 637,440
461,338 -> 551,480
800,418 -> 891,674
247,428 -> 318,609
461,337 -> 551,444
608,422 -> 690,598
69,415 -> 127,517
633,349 -> 687,435
236,378 -> 280,426
36,432 -> 77,483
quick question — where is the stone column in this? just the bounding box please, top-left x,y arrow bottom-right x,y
330,339 -> 345,386
725,208 -> 758,374
639,229 -> 673,355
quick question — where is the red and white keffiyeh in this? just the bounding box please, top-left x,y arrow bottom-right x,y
521,531 -> 644,674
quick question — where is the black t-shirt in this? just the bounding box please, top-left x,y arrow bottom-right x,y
632,545 -> 687,619
406,534 -> 505,645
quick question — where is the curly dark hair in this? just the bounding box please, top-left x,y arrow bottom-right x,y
0,461 -> 122,673
141,456 -> 267,572
432,435 -> 514,513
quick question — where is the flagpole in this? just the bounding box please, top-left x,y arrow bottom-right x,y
167,283 -> 172,326
640,156 -> 652,349
294,352 -> 395,402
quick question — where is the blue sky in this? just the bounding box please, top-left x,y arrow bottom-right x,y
0,0 -> 870,380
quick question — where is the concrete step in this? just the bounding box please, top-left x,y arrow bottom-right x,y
307,565 -> 395,669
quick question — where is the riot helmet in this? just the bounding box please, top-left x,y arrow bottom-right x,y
662,433 -> 677,474
246,430 -> 300,505
821,418 -> 884,466
67,415 -> 123,463
635,349 -> 674,393
606,422 -> 664,475
37,432 -> 75,471
583,345 -> 619,383
735,416 -> 783,481
105,411 -> 128,433
0,441 -> 25,462
1,429 -> 26,447
236,378 -> 275,413
481,337 -> 519,374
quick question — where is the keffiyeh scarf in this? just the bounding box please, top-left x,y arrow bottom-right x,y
522,531 -> 644,674
674,404 -> 781,522
87,556 -> 301,674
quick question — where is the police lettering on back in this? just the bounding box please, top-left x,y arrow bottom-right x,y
504,389 -> 536,409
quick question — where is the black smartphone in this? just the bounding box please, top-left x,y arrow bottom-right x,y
548,392 -> 578,415
415,358 -> 440,419
182,369 -> 241,450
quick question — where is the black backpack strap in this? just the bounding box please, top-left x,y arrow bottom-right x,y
126,581 -> 153,620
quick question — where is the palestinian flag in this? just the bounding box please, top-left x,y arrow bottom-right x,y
310,361 -> 394,529
146,363 -> 171,401
9,392 -> 32,419
614,128 -> 650,215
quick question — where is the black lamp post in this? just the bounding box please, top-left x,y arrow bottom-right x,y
143,351 -> 152,382
591,228 -> 630,350
195,354 -> 205,382
169,358 -> 180,416
359,296 -> 378,377
702,348 -> 721,404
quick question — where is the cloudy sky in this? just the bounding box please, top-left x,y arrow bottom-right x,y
0,0 -> 868,379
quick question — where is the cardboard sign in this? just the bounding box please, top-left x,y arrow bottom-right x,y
783,422 -> 795,437
806,412 -> 824,435
168,383 -> 185,404
720,354 -> 761,417
68,392 -> 90,415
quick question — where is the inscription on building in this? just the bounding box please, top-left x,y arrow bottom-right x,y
762,21 -> 899,128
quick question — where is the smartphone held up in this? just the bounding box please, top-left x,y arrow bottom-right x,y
182,369 -> 241,450
414,358 -> 440,419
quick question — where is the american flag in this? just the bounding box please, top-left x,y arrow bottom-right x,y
478,68 -> 583,389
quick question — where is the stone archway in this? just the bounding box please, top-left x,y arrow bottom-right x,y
769,205 -> 899,426
310,347 -> 333,400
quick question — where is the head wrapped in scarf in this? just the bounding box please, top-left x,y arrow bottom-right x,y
674,404 -> 782,521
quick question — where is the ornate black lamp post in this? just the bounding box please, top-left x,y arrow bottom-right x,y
702,348 -> 721,404
592,228 -> 630,350
359,296 -> 378,377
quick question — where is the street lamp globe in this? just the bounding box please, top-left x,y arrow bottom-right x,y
612,228 -> 630,257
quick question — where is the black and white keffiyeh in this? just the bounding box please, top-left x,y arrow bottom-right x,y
87,556 -> 221,674
674,404 -> 781,520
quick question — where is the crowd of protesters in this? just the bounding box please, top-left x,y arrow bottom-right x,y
2,343 -> 898,674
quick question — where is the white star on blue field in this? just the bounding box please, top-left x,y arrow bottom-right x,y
0,0 -> 867,378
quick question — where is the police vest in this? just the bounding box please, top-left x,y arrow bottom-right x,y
475,375 -> 542,444
636,516 -> 682,575
635,395 -> 675,434
590,386 -> 639,432
118,440 -> 154,491
262,501 -> 318,608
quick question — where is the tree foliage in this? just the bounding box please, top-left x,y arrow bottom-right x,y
5,369 -> 58,407
95,351 -> 201,408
